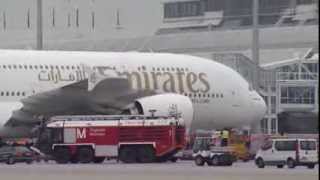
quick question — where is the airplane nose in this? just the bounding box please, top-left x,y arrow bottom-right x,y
253,91 -> 267,120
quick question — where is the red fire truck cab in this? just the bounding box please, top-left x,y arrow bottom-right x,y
37,115 -> 186,164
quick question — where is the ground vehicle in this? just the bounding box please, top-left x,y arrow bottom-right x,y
192,137 -> 234,166
36,115 -> 186,164
255,138 -> 318,169
0,145 -> 34,164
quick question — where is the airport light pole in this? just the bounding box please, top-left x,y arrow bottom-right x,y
36,0 -> 43,50
252,0 -> 260,91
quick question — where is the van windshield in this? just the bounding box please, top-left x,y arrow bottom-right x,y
300,141 -> 316,150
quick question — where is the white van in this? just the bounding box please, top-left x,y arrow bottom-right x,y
255,138 -> 318,169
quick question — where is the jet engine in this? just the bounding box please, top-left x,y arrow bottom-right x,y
126,93 -> 194,130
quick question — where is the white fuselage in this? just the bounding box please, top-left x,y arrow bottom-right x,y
0,50 -> 266,135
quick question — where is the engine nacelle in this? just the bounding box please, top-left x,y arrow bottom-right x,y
0,102 -> 23,127
128,93 -> 194,131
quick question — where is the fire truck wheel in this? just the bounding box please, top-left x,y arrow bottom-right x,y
93,157 -> 106,164
119,146 -> 137,163
137,146 -> 155,163
77,147 -> 94,163
54,147 -> 70,164
194,156 -> 205,166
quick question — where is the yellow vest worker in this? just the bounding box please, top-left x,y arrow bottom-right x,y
222,130 -> 229,139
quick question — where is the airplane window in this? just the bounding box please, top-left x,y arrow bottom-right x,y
22,92 -> 26,96
142,66 -> 146,70
161,68 -> 165,71
2,65 -> 6,69
166,68 -> 170,71
157,68 -> 160,71
77,66 -> 80,70
11,92 -> 15,96
194,94 -> 197,97
39,65 -> 43,69
17,92 -> 20,96
212,94 -> 215,98
71,66 -> 75,70
137,67 -> 141,71
45,65 -> 48,69
152,67 -> 155,71
34,65 -> 38,69
50,65 -> 54,69
61,66 -> 64,70
66,66 -> 70,70
6,92 -> 9,96
176,68 -> 180,71
29,65 -> 33,69
55,66 -> 59,69
8,65 -> 12,69
19,65 -> 23,69
221,94 -> 224,98
216,94 -> 219,98
186,68 -> 189,71
13,65 -> 17,69
1,92 -> 3,96
171,67 -> 175,71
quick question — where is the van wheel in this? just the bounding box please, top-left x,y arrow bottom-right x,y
119,147 -> 137,163
26,160 -> 33,164
54,147 -> 70,164
277,165 -> 284,168
287,158 -> 296,169
256,158 -> 265,168
6,157 -> 15,165
195,156 -> 205,166
307,164 -> 315,169
77,147 -> 94,163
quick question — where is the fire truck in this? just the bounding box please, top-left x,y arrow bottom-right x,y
36,115 -> 186,164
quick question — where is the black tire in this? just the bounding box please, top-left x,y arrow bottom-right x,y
70,156 -> 79,164
307,164 -> 315,169
119,146 -> 137,163
211,155 -> 219,166
256,158 -> 265,168
26,160 -> 33,164
194,156 -> 205,166
77,147 -> 94,164
170,157 -> 178,163
54,147 -> 71,164
137,146 -> 155,163
6,157 -> 15,165
287,158 -> 296,169
93,157 -> 106,164
277,164 -> 284,168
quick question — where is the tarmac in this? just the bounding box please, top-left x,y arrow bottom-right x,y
0,160 -> 318,180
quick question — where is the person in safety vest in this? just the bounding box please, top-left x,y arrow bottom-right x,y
221,129 -> 229,147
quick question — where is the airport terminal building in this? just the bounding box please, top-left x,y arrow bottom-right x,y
0,0 -> 318,134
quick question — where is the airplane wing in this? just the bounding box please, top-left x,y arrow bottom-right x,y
5,77 -> 157,126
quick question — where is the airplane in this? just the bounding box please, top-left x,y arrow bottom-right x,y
0,49 -> 266,138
